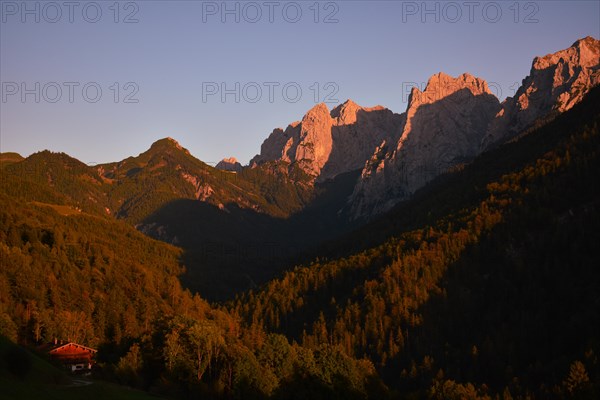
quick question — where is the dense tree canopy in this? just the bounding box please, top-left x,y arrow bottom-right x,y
0,193 -> 380,399
1,88 -> 599,399
235,87 -> 600,399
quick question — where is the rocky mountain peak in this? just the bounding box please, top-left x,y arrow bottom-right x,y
216,157 -> 242,172
533,36 -> 600,71
330,99 -> 387,125
330,99 -> 360,118
250,37 -> 598,220
350,71 -> 501,218
483,36 -> 600,149
401,72 -> 498,143
303,103 -> 330,122
409,72 -> 495,109
251,99 -> 402,181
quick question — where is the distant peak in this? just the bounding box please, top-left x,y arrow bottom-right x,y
216,157 -> 242,172
152,137 -> 181,148
424,72 -> 451,92
305,102 -> 330,117
533,36 -> 600,71
459,72 -> 476,80
163,137 -> 183,149
419,72 -> 492,101
149,137 -> 190,155
341,99 -> 359,108
330,99 -> 361,118
425,71 -> 481,90
429,71 -> 452,81
572,35 -> 598,47
222,156 -> 238,164
0,152 -> 24,163
406,86 -> 422,106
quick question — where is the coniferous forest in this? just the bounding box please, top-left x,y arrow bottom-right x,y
1,80 -> 600,400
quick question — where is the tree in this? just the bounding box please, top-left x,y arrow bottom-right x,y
563,360 -> 590,395
258,334 -> 295,379
164,328 -> 182,372
187,321 -> 224,381
116,343 -> 143,386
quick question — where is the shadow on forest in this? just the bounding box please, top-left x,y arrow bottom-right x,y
386,199 -> 600,394
252,87 -> 600,395
142,170 -> 362,302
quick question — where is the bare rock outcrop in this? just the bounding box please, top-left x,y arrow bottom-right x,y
250,37 -> 600,220
482,36 -> 600,148
350,73 -> 501,217
250,101 -> 402,182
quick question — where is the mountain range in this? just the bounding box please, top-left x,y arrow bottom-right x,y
1,36 -> 600,399
1,37 -> 599,301
251,36 -> 600,218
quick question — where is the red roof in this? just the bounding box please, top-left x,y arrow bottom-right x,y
49,342 -> 97,363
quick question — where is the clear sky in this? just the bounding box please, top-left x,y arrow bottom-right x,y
1,0 -> 599,165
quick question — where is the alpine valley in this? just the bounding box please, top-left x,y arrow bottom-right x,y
1,37 -> 599,400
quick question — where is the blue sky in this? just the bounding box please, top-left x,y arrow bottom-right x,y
1,0 -> 599,165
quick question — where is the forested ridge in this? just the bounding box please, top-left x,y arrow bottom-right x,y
0,138 -> 353,301
1,88 -> 599,399
0,138 -> 314,224
0,193 -> 382,399
234,87 -> 600,399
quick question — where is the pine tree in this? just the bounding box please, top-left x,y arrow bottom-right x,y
564,360 -> 589,395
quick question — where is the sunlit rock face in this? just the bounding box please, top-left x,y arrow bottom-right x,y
482,36 -> 600,149
349,73 -> 501,218
250,101 -> 403,182
352,38 -> 600,219
252,37 -> 600,220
